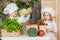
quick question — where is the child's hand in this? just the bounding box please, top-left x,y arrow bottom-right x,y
25,8 -> 32,14
23,9 -> 32,17
27,8 -> 32,14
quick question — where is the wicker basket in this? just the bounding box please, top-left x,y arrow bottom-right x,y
1,29 -> 22,37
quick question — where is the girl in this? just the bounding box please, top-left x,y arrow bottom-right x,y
3,3 -> 32,35
41,7 -> 57,40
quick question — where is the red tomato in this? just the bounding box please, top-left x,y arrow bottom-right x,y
46,23 -> 48,26
38,30 -> 45,37
39,22 -> 44,25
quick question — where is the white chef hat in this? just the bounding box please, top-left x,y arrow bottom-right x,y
4,3 -> 18,14
41,7 -> 55,16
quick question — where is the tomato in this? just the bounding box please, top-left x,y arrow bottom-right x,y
46,23 -> 48,26
38,30 -> 45,37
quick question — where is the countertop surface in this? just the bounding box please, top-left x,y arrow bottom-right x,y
1,35 -> 50,40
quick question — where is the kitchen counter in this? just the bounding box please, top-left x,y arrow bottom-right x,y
1,35 -> 50,40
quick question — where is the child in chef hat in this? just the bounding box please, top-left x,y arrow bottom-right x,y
4,3 -> 32,23
41,7 -> 57,40
4,3 -> 32,35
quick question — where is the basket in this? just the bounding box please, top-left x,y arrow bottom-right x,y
1,29 -> 22,37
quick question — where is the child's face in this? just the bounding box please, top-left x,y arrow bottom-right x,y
43,12 -> 52,21
10,10 -> 18,17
